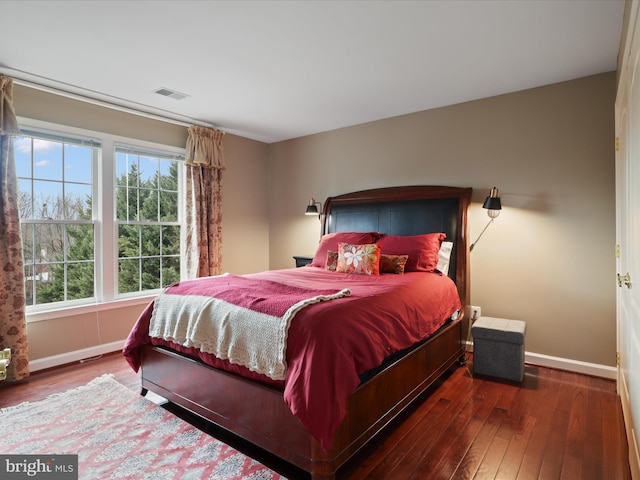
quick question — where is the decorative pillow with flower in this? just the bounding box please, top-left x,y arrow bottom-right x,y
379,254 -> 409,274
325,251 -> 338,271
336,242 -> 381,275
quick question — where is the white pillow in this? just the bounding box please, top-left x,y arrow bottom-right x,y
437,241 -> 454,275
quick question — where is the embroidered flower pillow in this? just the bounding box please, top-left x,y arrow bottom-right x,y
336,242 -> 381,275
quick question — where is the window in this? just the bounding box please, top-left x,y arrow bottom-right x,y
115,146 -> 182,294
14,131 -> 99,306
12,123 -> 185,313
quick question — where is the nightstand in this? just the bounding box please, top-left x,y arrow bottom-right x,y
293,255 -> 313,267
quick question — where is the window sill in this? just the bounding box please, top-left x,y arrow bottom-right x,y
26,295 -> 156,323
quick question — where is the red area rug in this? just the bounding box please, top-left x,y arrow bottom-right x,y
0,374 -> 286,479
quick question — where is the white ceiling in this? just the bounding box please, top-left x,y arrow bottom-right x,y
0,0 -> 624,144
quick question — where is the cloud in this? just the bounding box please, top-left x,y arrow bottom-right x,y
35,160 -> 51,168
33,139 -> 58,153
13,137 -> 32,154
14,137 -> 58,155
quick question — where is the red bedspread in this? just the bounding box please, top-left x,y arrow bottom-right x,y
123,266 -> 461,450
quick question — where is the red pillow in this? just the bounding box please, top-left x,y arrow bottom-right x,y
377,233 -> 446,272
310,232 -> 380,267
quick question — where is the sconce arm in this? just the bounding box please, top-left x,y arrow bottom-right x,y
470,218 -> 494,252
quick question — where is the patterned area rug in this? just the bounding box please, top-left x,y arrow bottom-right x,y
0,375 -> 286,479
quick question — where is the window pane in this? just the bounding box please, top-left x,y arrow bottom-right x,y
66,224 -> 94,261
33,181 -> 63,220
118,258 -> 140,294
141,257 -> 161,290
160,191 -> 178,221
159,160 -> 178,191
162,226 -> 180,255
140,189 -> 158,221
35,262 -> 60,304
119,225 -> 140,257
141,225 -> 160,256
35,223 -> 64,263
162,257 -> 180,287
139,156 -> 158,184
67,262 -> 94,300
33,139 -> 62,181
63,144 -> 92,183
64,184 -> 92,220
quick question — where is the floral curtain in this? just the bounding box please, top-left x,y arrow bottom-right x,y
0,74 -> 29,381
185,126 -> 226,278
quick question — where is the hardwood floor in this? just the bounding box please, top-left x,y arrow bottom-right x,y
0,352 -> 631,480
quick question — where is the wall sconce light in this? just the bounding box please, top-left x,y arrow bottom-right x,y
470,187 -> 502,251
305,198 -> 322,217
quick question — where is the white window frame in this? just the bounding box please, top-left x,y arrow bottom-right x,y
16,127 -> 100,309
114,143 -> 185,298
17,118 -> 186,323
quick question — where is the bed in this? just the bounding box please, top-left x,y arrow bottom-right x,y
123,185 -> 471,479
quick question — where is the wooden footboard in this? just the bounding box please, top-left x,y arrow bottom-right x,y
140,317 -> 465,479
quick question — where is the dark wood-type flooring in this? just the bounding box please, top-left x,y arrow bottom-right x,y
0,352 -> 631,480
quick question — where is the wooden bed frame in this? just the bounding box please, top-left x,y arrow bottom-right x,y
139,185 -> 471,479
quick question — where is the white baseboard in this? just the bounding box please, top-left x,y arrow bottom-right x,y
465,342 -> 617,379
524,351 -> 617,380
620,370 -> 640,479
29,340 -> 126,372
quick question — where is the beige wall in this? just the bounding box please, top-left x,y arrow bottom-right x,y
13,85 -> 270,363
268,72 -> 617,367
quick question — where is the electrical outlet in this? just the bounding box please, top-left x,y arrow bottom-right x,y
471,305 -> 481,322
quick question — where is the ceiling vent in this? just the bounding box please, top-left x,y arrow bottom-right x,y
153,87 -> 190,100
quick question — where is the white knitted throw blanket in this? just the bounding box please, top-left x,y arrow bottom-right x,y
148,274 -> 350,381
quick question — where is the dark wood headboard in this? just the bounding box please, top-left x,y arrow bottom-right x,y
321,185 -> 471,316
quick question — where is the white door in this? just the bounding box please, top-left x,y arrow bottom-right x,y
617,3 -> 640,476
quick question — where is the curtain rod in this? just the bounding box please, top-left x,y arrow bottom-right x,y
3,68 -> 218,130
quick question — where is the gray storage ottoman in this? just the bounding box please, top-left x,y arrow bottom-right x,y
472,317 -> 526,381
